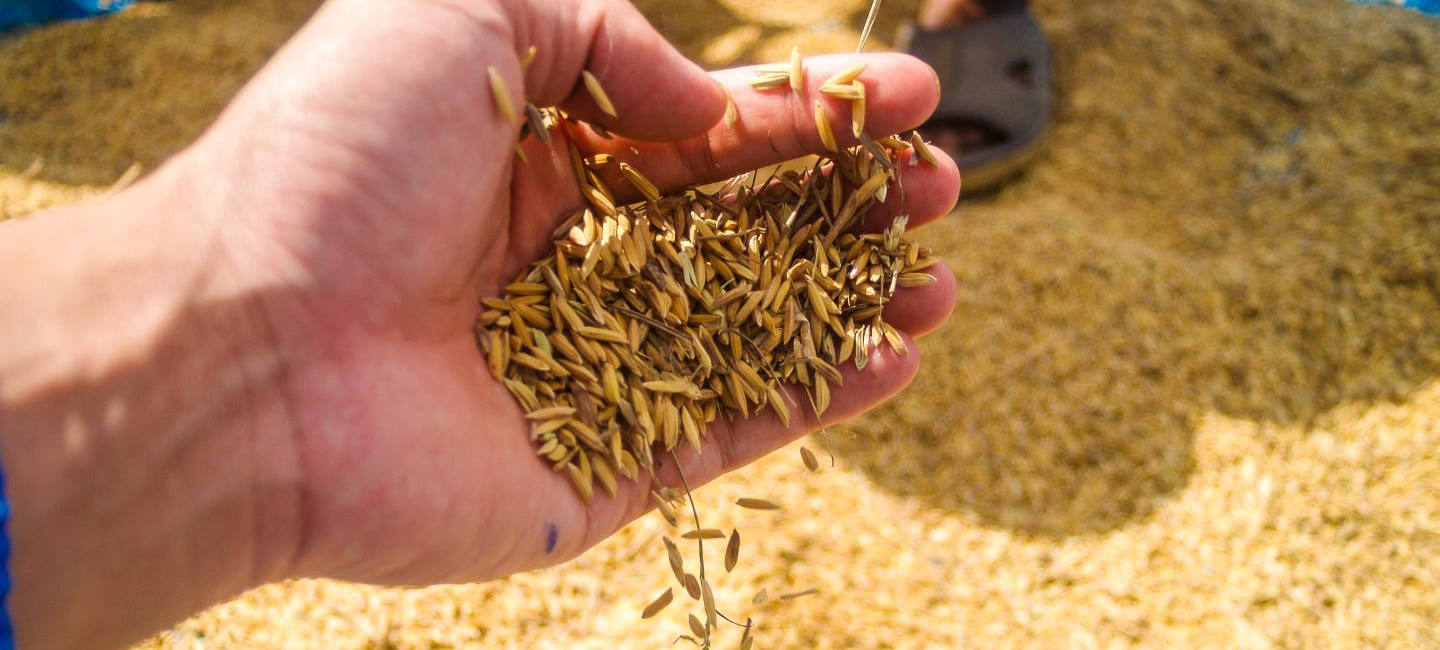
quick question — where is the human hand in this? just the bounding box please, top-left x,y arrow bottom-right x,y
163,0 -> 960,586
0,2 -> 961,646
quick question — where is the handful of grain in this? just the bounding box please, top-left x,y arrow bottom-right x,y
475,126 -> 938,501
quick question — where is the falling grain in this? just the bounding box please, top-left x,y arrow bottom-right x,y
724,529 -> 741,572
735,498 -> 781,510
682,528 -> 727,540
800,446 -> 819,472
779,588 -> 819,600
641,588 -> 674,619
654,492 -> 680,527
664,537 -> 686,583
701,578 -> 718,629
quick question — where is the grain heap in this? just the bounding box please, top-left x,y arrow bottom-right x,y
476,60 -> 937,504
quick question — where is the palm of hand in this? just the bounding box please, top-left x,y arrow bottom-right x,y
192,0 -> 958,585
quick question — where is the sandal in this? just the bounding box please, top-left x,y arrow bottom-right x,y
898,10 -> 1053,192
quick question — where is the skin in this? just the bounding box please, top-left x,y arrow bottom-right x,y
0,1 -> 959,649
919,0 -> 992,27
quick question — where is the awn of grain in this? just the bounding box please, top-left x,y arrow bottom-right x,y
779,588 -> 819,600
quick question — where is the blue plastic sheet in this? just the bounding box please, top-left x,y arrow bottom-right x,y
1355,0 -> 1440,15
0,0 -> 133,32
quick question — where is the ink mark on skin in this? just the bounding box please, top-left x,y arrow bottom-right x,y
545,523 -> 559,553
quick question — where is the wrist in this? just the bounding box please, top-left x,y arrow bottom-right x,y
0,159 -> 304,649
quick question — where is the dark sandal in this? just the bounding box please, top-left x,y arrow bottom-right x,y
899,11 -> 1053,191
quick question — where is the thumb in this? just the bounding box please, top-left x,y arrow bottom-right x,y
516,0 -> 727,142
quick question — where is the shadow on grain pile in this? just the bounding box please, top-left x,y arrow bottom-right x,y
825,0 -> 1440,536
0,0 -> 319,186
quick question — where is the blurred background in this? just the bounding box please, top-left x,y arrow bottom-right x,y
3,0 -> 1439,647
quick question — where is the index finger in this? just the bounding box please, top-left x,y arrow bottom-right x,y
568,53 -> 943,194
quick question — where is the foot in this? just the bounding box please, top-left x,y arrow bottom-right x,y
914,0 -> 1023,164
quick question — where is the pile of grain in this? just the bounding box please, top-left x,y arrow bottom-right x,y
4,0 -> 1439,648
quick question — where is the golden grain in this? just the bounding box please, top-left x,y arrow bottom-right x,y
749,72 -> 790,90
682,528 -> 727,540
487,66 -> 519,127
701,577 -> 717,629
620,162 -> 661,203
789,45 -> 804,92
735,498 -> 781,510
911,130 -> 939,168
641,588 -> 674,619
654,491 -> 680,527
818,83 -> 863,100
800,445 -> 819,472
898,272 -> 937,287
851,82 -> 867,137
814,100 -> 838,152
722,85 -> 739,126
580,70 -> 618,118
664,536 -> 685,583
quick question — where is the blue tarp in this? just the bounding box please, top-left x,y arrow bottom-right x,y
1355,0 -> 1440,14
0,0 -> 133,32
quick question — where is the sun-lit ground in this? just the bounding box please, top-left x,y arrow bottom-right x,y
4,0 -> 1440,647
